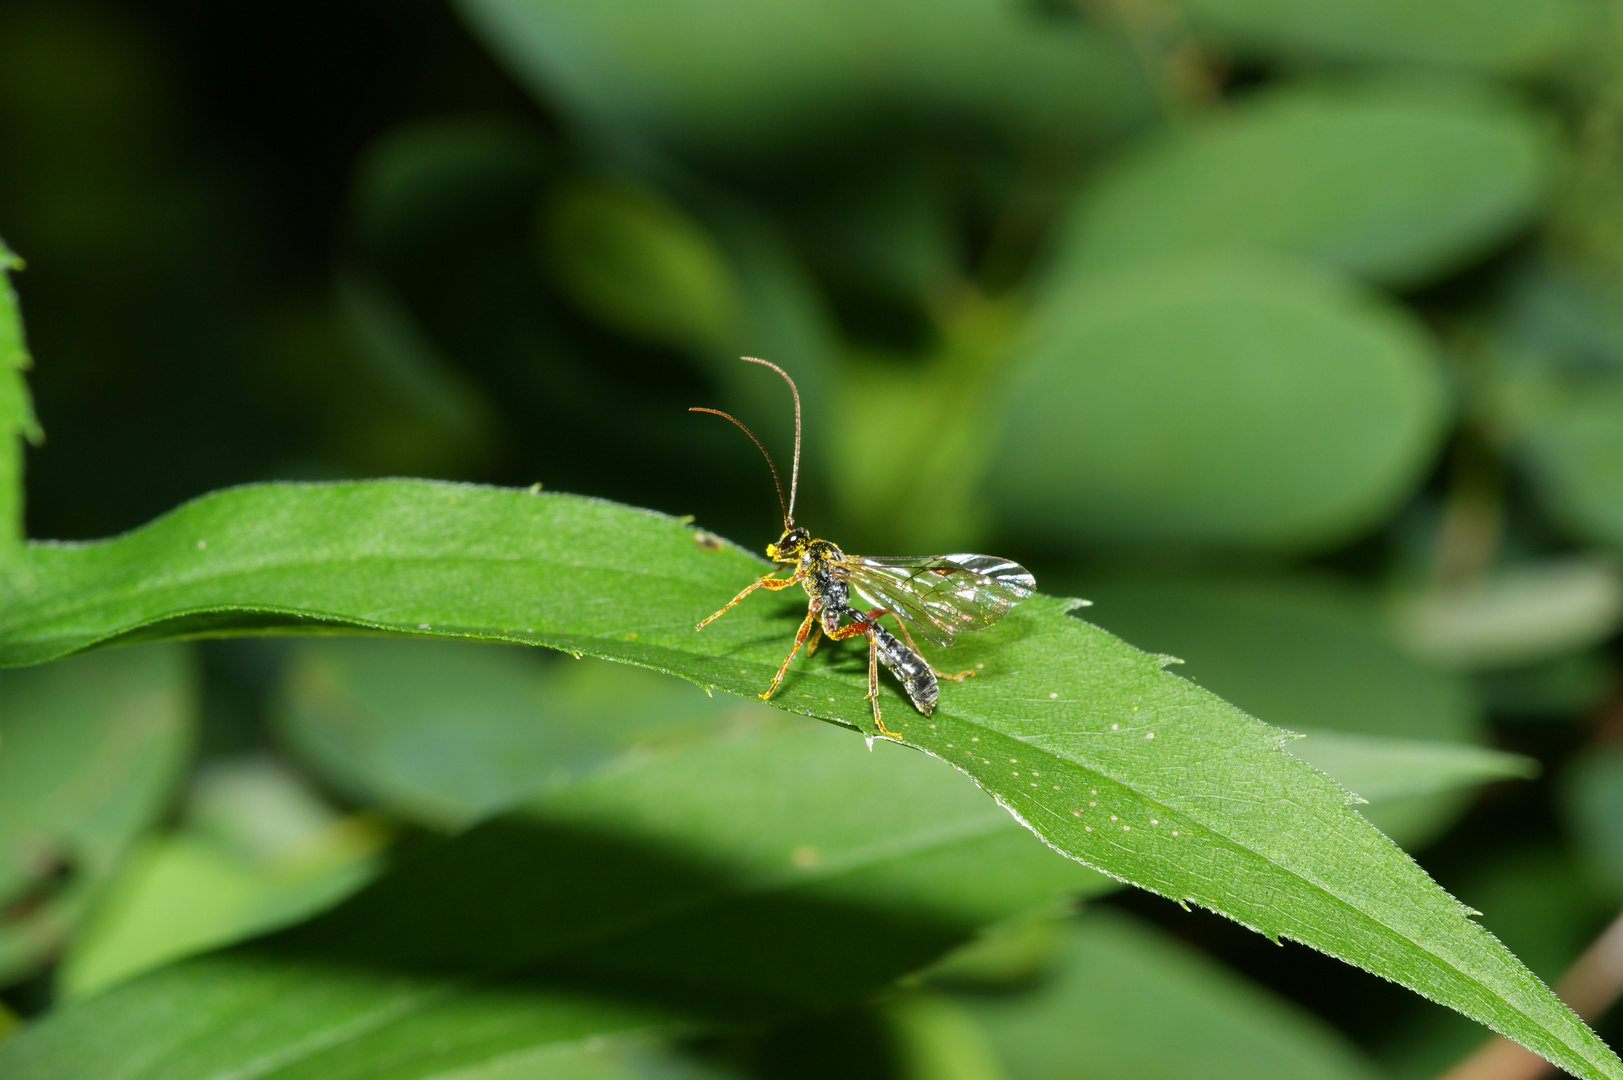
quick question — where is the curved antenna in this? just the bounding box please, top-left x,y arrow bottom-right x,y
689,407 -> 789,527
739,357 -> 800,521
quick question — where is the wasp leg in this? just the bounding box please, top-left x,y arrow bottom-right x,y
695,569 -> 801,631
760,606 -> 819,701
822,616 -> 900,740
865,627 -> 902,740
882,609 -> 975,682
805,623 -> 823,658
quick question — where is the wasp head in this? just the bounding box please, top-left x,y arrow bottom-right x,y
766,525 -> 810,564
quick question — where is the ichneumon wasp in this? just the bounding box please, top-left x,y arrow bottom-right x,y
693,357 -> 1035,740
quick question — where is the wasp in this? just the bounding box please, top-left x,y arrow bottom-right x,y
693,357 -> 1035,739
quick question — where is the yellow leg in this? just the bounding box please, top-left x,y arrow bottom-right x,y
696,569 -> 800,631
760,607 -> 819,701
823,615 -> 901,740
805,623 -> 823,657
865,628 -> 901,740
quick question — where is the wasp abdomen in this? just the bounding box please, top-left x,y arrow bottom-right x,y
869,618 -> 938,715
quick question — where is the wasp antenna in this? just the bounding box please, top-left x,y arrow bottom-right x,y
739,357 -> 800,525
690,407 -> 789,525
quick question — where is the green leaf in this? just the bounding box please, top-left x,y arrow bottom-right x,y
995,254 -> 1448,551
348,119 -> 840,502
275,641 -> 745,830
1054,81 -> 1555,288
1391,558 -> 1623,670
943,908 -> 1383,1080
540,179 -> 743,353
0,239 -> 41,552
0,644 -> 196,983
1079,575 -> 1492,846
0,480 -> 1615,1077
1184,0 -> 1581,75
56,757 -> 388,999
1289,731 -> 1537,803
1497,367 -> 1623,550
454,0 -> 1149,159
0,714 -> 1111,1079
1488,262 -> 1623,550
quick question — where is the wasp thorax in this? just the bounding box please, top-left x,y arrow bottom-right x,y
766,525 -> 810,563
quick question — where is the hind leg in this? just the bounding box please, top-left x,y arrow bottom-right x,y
824,613 -> 901,739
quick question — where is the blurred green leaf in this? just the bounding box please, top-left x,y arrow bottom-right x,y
335,272 -> 500,468
1497,371 -> 1623,550
1184,0 -> 1581,75
455,0 -> 1148,160
0,241 -> 40,552
948,908 -> 1382,1080
57,757 -> 387,1000
1489,262 -> 1623,549
541,179 -> 743,353
1563,747 -> 1623,900
996,254 -> 1447,551
834,295 -> 1024,552
349,120 -> 839,525
0,481 -> 1614,1076
1055,81 -> 1555,288
0,644 -> 195,984
884,994 -> 1008,1080
276,641 -> 735,830
1290,731 -> 1537,803
1392,558 -> 1623,670
0,715 -> 1112,1078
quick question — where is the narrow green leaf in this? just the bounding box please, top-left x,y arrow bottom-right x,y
0,715 -> 1110,1079
945,909 -> 1383,1080
996,254 -> 1448,552
1055,81 -> 1555,288
1289,732 -> 1538,803
1391,558 -> 1623,670
0,644 -> 196,983
0,239 -> 41,551
0,479 -> 1614,1077
1080,574 -> 1487,845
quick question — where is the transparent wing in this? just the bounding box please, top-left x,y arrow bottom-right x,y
837,554 -> 1036,647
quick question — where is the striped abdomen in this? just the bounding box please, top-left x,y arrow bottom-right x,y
871,619 -> 938,715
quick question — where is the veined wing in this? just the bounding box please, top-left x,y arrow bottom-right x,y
838,554 -> 1036,647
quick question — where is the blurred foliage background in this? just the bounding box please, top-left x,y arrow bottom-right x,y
5,0 -> 1623,1076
